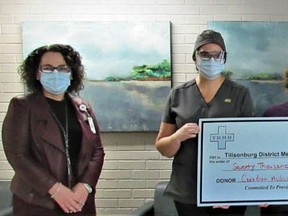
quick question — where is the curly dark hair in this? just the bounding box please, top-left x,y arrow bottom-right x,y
18,44 -> 85,93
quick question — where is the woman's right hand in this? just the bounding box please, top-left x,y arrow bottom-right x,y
49,183 -> 82,213
156,122 -> 200,158
174,123 -> 200,142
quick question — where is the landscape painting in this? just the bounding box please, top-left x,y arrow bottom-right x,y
22,21 -> 172,131
208,21 -> 288,116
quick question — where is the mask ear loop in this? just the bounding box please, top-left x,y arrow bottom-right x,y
79,104 -> 96,134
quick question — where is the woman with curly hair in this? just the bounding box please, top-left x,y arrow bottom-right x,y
2,44 -> 105,215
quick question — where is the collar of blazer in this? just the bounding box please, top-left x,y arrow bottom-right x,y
28,93 -> 94,153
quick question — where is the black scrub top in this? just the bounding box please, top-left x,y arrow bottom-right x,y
162,78 -> 255,204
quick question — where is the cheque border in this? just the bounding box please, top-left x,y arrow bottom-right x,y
197,117 -> 288,206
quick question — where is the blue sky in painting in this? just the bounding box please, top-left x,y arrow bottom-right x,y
22,22 -> 171,80
208,21 -> 288,78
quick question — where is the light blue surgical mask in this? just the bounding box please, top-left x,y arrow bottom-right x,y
40,70 -> 71,95
196,58 -> 225,80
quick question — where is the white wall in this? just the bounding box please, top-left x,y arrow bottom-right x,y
1,0 -> 288,215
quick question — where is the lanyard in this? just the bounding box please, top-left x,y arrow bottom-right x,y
49,101 -> 73,188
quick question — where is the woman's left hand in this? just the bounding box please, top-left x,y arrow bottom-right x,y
72,183 -> 89,209
259,204 -> 269,208
213,205 -> 230,209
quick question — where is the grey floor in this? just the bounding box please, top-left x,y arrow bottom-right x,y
245,206 -> 260,216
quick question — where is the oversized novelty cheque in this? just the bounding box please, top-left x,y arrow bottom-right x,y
197,117 -> 288,206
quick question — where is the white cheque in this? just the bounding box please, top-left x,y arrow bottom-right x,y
197,117 -> 288,206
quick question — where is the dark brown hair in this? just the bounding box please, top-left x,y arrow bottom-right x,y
18,44 -> 85,93
284,67 -> 288,88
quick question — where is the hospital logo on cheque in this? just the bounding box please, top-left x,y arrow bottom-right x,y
210,126 -> 234,150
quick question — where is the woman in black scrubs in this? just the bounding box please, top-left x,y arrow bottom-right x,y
155,30 -> 255,216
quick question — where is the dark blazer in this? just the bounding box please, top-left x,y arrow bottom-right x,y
2,92 -> 105,209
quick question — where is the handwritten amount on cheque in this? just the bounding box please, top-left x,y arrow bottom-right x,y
209,152 -> 288,183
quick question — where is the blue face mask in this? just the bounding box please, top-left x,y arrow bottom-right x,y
196,59 -> 225,80
40,70 -> 71,95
